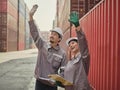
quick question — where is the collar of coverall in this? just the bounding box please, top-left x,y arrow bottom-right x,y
48,44 -> 60,50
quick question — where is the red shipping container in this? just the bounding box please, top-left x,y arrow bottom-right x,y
7,1 -> 18,19
7,14 -> 17,51
0,1 -> 7,12
8,0 -> 18,8
70,0 -> 120,90
18,13 -> 25,50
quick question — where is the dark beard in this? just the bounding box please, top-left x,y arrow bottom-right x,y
50,40 -> 54,43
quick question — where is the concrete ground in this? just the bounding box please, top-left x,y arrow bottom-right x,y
0,49 -> 64,90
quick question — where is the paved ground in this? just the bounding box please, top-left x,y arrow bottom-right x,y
0,49 -> 64,90
0,57 -> 36,90
0,49 -> 38,63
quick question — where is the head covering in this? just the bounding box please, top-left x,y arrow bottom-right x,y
50,27 -> 63,38
66,37 -> 78,46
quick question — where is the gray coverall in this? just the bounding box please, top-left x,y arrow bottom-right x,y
64,29 -> 90,90
29,20 -> 67,85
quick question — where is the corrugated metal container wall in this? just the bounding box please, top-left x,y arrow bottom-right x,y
18,0 -> 26,50
8,0 -> 18,19
25,5 -> 30,49
57,0 -> 70,31
118,0 -> 120,87
0,13 -> 7,52
18,13 -> 25,50
56,0 -> 71,51
0,0 -> 7,12
0,0 -> 7,52
56,0 -> 65,26
8,0 -> 18,9
71,0 -> 120,90
7,0 -> 18,51
71,0 -> 85,18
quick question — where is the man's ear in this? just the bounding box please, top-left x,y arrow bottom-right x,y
58,38 -> 62,42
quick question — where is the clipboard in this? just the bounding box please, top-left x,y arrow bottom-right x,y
38,77 -> 56,86
48,74 -> 73,86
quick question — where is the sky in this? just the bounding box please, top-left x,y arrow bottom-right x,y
24,0 -> 57,31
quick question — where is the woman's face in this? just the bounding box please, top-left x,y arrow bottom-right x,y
69,41 -> 79,53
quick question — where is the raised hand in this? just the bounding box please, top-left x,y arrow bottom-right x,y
29,4 -> 38,17
68,11 -> 80,27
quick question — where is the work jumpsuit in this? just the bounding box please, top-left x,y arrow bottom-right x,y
64,29 -> 90,90
29,20 -> 67,90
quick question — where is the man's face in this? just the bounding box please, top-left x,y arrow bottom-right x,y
49,31 -> 61,44
69,40 -> 79,53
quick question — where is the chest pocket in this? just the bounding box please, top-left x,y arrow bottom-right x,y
52,53 -> 62,69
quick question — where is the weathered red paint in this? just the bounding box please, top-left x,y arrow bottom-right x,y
71,0 -> 120,90
117,0 -> 120,88
0,1 -> 7,12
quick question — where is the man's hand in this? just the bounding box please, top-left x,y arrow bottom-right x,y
68,11 -> 80,27
55,81 -> 65,88
29,4 -> 38,20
